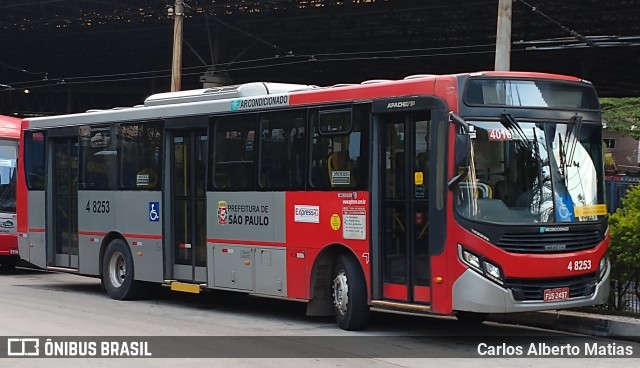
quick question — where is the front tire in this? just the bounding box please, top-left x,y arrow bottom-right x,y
332,254 -> 369,330
102,239 -> 142,300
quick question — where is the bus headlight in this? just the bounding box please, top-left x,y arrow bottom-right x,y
462,249 -> 481,270
459,245 -> 504,285
598,254 -> 609,281
483,261 -> 502,284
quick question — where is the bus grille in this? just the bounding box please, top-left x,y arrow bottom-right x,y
497,230 -> 602,253
504,273 -> 598,301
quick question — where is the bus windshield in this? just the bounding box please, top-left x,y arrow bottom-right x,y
456,119 -> 605,224
0,139 -> 17,213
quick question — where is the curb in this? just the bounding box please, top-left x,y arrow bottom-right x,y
489,311 -> 640,342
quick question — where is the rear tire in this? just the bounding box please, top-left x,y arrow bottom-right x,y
102,239 -> 142,300
331,254 -> 369,330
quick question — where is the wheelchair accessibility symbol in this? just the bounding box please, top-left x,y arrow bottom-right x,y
149,202 -> 160,222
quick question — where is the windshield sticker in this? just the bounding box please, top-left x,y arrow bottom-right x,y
574,204 -> 607,217
331,171 -> 351,185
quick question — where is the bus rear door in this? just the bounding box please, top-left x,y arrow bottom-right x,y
50,135 -> 79,269
165,125 -> 208,283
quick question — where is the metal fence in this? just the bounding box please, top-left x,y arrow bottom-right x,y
611,279 -> 640,314
598,179 -> 640,316
606,178 -> 639,214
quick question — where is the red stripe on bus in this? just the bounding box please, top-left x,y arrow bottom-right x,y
207,238 -> 284,247
123,233 -> 163,240
77,231 -> 163,240
78,231 -> 107,236
29,228 -> 45,233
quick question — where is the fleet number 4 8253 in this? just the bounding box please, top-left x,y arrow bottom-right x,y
567,260 -> 591,271
86,200 -> 110,214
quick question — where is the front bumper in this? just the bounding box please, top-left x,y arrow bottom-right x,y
452,264 -> 610,313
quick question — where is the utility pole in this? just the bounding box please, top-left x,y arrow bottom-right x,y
495,0 -> 512,71
171,0 -> 185,92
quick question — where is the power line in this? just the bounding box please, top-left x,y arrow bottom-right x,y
7,45 -> 503,91
6,44 -> 496,88
517,0 -> 598,47
0,60 -> 47,79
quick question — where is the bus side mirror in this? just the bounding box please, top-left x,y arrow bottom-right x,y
448,112 -> 471,190
455,133 -> 471,168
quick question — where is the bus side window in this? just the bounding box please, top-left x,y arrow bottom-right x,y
24,131 -> 46,190
310,105 -> 368,190
117,121 -> 163,190
211,114 -> 256,191
80,126 -> 118,190
258,110 -> 306,190
310,141 -> 330,188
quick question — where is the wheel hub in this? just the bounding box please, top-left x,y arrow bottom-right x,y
108,251 -> 126,288
332,270 -> 349,315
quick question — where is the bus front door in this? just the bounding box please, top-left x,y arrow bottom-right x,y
380,112 -> 431,304
51,137 -> 79,269
168,129 -> 208,283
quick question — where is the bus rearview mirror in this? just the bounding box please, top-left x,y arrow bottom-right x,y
455,133 -> 471,168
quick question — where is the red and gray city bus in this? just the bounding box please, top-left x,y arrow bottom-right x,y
17,72 -> 609,329
0,115 -> 20,270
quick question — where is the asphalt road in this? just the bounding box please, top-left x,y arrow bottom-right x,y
1,267 -> 638,367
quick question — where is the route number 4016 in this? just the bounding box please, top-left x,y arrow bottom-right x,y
567,259 -> 591,271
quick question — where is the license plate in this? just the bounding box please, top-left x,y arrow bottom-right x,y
543,287 -> 570,302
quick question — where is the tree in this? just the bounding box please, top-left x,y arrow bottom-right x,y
608,183 -> 640,310
601,97 -> 640,139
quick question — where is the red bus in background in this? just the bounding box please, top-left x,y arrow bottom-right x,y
0,115 -> 20,270
18,72 -> 610,329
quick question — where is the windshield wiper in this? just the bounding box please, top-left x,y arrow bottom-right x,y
500,113 -> 543,162
564,114 -> 583,169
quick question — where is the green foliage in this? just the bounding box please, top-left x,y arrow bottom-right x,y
609,184 -> 640,280
601,97 -> 640,139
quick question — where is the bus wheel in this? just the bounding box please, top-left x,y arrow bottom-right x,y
102,239 -> 141,300
331,254 -> 369,330
455,311 -> 488,324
